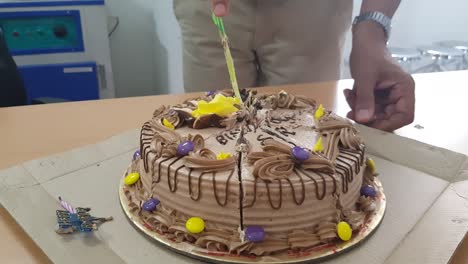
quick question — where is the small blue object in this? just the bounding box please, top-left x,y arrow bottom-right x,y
69,213 -> 81,225
360,185 -> 377,197
177,141 -> 195,156
142,198 -> 160,212
56,207 -> 112,234
0,1 -> 105,8
133,150 -> 141,160
291,146 -> 310,162
245,226 -> 265,242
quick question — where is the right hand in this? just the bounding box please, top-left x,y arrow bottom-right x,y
211,0 -> 230,17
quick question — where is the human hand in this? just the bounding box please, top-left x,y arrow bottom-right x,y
346,22 -> 415,132
211,0 -> 230,17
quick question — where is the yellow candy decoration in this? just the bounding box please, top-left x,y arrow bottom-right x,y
337,221 -> 352,241
314,104 -> 325,120
366,158 -> 377,174
192,94 -> 241,118
124,172 -> 140,186
217,152 -> 232,160
185,217 -> 205,234
313,137 -> 324,152
162,118 -> 175,130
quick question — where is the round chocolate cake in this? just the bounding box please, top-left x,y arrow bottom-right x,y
122,90 -> 380,257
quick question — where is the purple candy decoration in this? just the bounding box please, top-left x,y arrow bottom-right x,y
133,150 -> 141,160
142,198 -> 160,211
360,185 -> 377,197
245,226 -> 265,242
291,146 -> 310,162
177,141 -> 195,156
206,90 -> 217,97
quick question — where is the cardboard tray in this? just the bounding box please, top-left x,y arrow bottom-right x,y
1,125 -> 467,264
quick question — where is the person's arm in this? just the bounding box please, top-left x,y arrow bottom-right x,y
347,0 -> 415,131
360,0 -> 400,17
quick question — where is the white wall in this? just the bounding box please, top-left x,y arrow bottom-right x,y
107,0 -> 468,97
106,0 -> 183,97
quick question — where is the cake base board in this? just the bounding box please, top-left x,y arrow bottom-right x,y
119,174 -> 386,264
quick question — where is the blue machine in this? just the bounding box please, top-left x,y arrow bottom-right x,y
0,0 -> 115,103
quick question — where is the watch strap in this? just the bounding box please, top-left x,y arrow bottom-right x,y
353,11 -> 392,40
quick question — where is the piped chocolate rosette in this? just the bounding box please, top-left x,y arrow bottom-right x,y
122,89 -> 383,256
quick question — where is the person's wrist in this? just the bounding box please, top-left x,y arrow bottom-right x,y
352,21 -> 387,49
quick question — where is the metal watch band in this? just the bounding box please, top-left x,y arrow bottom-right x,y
352,11 -> 392,40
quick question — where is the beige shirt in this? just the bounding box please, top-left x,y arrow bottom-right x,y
174,0 -> 353,92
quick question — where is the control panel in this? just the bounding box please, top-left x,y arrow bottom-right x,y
0,10 -> 84,55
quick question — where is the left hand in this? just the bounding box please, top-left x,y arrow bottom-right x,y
346,22 -> 415,132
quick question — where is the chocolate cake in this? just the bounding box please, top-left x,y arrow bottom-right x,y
122,89 -> 380,256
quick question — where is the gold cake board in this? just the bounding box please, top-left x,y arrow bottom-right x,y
119,175 -> 386,263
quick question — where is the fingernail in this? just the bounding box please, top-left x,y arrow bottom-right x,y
214,3 -> 226,16
357,110 -> 371,121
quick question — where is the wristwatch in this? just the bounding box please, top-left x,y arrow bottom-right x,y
352,11 -> 392,41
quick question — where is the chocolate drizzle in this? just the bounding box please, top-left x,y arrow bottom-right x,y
297,169 -> 327,200
155,157 -> 175,183
286,173 -> 306,205
170,165 -> 185,192
257,134 -> 274,146
213,169 -> 235,206
261,128 -> 297,147
266,180 -> 283,209
140,119 -> 181,173
244,169 -> 333,209
188,170 -> 205,201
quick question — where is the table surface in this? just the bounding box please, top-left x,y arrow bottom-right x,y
1,71 -> 467,263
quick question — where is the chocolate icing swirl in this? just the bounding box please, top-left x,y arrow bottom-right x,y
341,209 -> 366,230
252,154 -> 294,181
248,238 -> 290,256
140,118 -> 182,172
247,139 -> 334,181
141,118 -> 211,173
288,230 -> 322,250
188,134 -> 205,150
185,155 -> 236,172
168,224 -> 198,243
358,195 -> 377,212
339,127 -> 363,150
301,156 -> 335,174
161,144 -> 178,158
163,109 -> 182,128
277,91 -> 297,108
316,221 -> 338,242
260,91 -> 316,110
180,137 -> 236,172
153,105 -> 168,118
194,230 -> 234,252
316,114 -> 353,132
